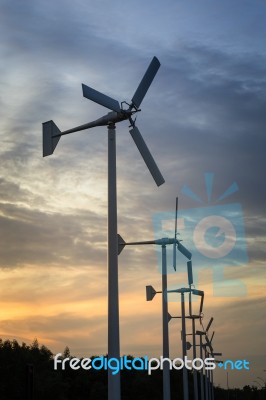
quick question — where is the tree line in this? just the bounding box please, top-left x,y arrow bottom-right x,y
0,339 -> 263,399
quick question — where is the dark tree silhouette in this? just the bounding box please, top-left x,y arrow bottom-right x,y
0,338 -> 263,399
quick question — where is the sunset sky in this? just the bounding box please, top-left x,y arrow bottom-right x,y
0,0 -> 266,390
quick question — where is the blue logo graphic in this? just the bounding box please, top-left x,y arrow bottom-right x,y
217,360 -> 250,370
153,173 -> 248,297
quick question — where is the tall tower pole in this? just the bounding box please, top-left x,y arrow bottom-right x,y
108,123 -> 120,400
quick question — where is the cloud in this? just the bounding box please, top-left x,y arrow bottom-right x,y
0,200 -> 106,268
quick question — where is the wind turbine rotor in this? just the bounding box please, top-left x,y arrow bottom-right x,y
81,57 -> 164,187
131,57 -> 161,109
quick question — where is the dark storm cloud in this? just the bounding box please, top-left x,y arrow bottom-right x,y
0,0 -> 265,295
157,51 -> 266,157
140,45 -> 266,226
0,0 -> 140,81
1,1 -> 266,268
0,0 -> 144,151
115,45 -> 266,274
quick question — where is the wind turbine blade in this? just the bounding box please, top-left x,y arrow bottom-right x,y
178,242 -> 192,260
173,243 -> 176,271
175,197 -> 178,239
205,335 -> 213,352
131,57 -> 160,108
129,126 -> 165,187
206,317 -> 214,332
199,293 -> 204,314
82,84 -> 121,113
187,260 -> 193,285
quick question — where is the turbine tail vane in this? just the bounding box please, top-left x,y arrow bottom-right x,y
43,120 -> 61,157
117,234 -> 126,255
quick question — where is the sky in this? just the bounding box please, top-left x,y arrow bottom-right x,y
0,0 -> 266,390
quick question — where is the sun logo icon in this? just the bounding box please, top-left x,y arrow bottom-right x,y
153,173 -> 248,297
182,172 -> 240,261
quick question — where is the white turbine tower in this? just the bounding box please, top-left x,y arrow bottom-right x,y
42,56 -> 164,400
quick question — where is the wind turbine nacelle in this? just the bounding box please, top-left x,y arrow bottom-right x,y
146,285 -> 157,301
186,341 -> 192,351
192,289 -> 204,296
43,120 -> 61,157
196,330 -> 205,336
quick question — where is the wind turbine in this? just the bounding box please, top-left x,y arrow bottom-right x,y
252,380 -> 263,389
188,287 -> 204,400
257,377 -> 266,388
167,287 -> 191,400
167,283 -> 204,400
42,56 -> 164,400
205,326 -> 222,400
202,318 -> 214,400
167,244 -> 203,400
118,198 -> 192,400
179,259 -> 204,400
196,317 -> 218,400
